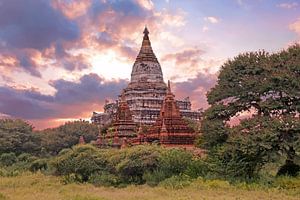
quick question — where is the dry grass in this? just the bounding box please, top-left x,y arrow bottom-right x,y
0,173 -> 299,200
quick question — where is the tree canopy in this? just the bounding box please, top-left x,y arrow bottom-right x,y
200,44 -> 300,177
38,120 -> 99,155
0,119 -> 41,154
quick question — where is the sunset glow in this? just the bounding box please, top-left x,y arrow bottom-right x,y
0,0 -> 299,129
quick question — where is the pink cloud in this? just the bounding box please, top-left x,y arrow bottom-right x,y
289,18 -> 300,36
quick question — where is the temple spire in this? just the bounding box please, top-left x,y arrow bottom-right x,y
130,26 -> 165,85
167,80 -> 171,93
143,26 -> 149,35
141,26 -> 151,47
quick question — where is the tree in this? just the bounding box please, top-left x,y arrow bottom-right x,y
39,121 -> 99,155
200,44 -> 300,177
0,119 -> 41,154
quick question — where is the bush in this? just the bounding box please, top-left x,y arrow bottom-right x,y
0,152 -> 17,166
159,175 -> 192,189
18,153 -> 32,162
184,159 -> 209,179
52,145 -> 199,186
29,159 -> 48,172
158,148 -> 193,178
143,170 -> 167,186
61,173 -> 83,184
115,145 -> 161,184
52,145 -> 101,181
88,172 -> 121,187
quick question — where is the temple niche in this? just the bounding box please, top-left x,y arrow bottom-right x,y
91,27 -> 202,132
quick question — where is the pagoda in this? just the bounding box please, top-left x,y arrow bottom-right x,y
91,27 -> 202,127
105,92 -> 137,144
123,27 -> 167,124
146,81 -> 196,147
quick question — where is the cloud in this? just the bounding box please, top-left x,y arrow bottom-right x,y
0,73 -> 128,122
52,0 -> 92,19
161,47 -> 223,81
162,48 -> 205,65
155,9 -> 186,27
173,72 -> 218,109
136,0 -> 154,10
277,2 -> 298,9
0,0 -> 79,50
204,16 -> 219,24
51,73 -> 128,105
202,26 -> 209,32
289,18 -> 300,36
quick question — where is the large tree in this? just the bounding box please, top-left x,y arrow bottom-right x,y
0,119 -> 41,154
200,44 -> 300,177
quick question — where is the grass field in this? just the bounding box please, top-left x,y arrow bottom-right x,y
0,173 -> 299,200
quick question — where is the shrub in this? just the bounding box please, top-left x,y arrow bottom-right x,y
88,172 -> 121,187
52,145 -> 103,181
61,173 -> 83,184
29,159 -> 48,172
159,175 -> 192,189
115,145 -> 161,184
184,159 -> 209,179
143,170 -> 167,186
18,153 -> 32,162
0,152 -> 17,166
158,148 -> 193,178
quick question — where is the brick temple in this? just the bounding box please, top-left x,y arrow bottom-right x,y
93,80 -> 197,148
95,93 -> 136,148
91,27 -> 202,127
142,81 -> 196,147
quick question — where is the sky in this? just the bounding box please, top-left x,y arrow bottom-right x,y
0,0 -> 299,129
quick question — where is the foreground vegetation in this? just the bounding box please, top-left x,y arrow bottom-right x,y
0,172 -> 300,200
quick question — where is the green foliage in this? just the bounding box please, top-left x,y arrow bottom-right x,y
0,119 -> 41,154
199,118 -> 228,149
115,145 -> 161,184
158,148 -> 193,177
159,175 -> 192,189
61,173 -> 83,184
88,172 -> 121,187
184,159 -> 209,179
52,145 -> 101,181
143,170 -> 167,186
0,152 -> 17,166
51,144 -> 199,186
38,120 -> 99,155
29,159 -> 48,172
200,45 -> 300,180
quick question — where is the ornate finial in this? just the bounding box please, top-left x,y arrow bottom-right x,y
167,80 -> 171,93
143,26 -> 149,35
121,90 -> 126,101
